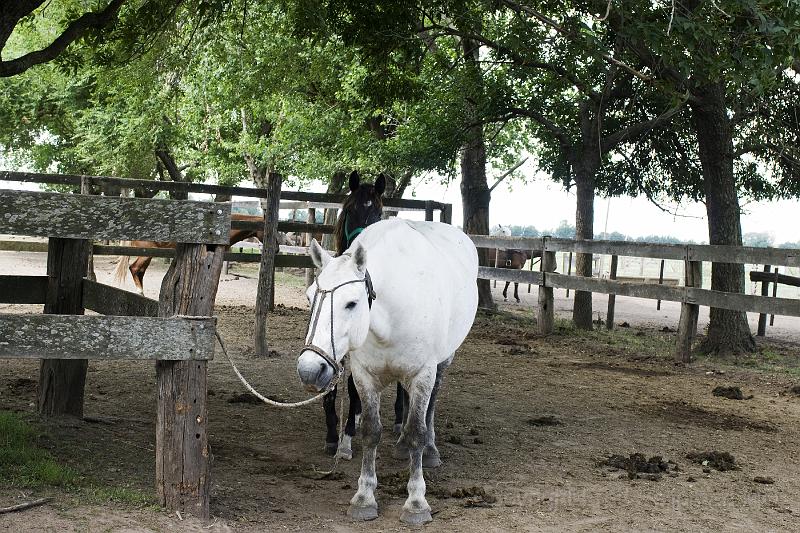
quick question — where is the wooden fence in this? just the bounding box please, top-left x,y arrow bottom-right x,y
0,171 -> 453,356
471,235 -> 800,363
0,188 -> 225,519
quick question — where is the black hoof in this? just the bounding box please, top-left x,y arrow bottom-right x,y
324,442 -> 338,456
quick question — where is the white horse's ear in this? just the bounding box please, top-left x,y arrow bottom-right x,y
352,242 -> 367,273
310,239 -> 332,269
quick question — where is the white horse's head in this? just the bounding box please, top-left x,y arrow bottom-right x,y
297,239 -> 372,392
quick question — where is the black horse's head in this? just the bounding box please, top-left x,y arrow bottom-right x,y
334,171 -> 386,255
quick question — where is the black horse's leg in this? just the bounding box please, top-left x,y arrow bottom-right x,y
323,386 -> 339,455
393,384 -> 411,459
503,281 -> 510,301
514,281 -> 520,303
422,359 -> 449,468
393,382 -> 405,435
336,374 -> 360,460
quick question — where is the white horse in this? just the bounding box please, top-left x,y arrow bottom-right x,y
297,218 -> 478,524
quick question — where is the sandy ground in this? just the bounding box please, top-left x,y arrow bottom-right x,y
2,251 -> 800,532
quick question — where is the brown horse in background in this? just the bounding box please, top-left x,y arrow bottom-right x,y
114,213 -> 277,294
490,248 -> 541,302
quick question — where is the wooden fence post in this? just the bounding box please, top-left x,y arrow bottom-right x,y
424,201 -> 434,222
656,259 -> 665,310
37,237 -> 90,417
439,204 -> 453,224
80,177 -> 96,282
305,207 -> 316,288
565,252 -> 572,297
674,260 -> 702,363
606,255 -> 618,330
538,239 -> 556,334
770,267 -> 779,326
155,242 -> 224,520
254,172 -> 282,358
757,264 -> 772,336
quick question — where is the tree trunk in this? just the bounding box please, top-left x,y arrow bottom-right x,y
572,174 -> 595,329
155,149 -> 188,201
460,36 -> 494,310
38,238 -> 90,417
254,171 -> 282,357
690,82 -> 755,354
322,171 -> 347,251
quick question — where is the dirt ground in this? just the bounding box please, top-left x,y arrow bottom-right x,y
2,252 -> 800,532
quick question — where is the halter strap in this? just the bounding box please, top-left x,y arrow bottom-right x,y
301,270 -> 376,392
344,214 -> 364,245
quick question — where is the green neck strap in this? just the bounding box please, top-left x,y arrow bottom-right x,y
345,214 -> 364,245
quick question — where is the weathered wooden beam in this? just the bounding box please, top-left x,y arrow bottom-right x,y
686,287 -> 800,317
0,190 -> 231,244
156,242 -> 224,520
230,219 -> 335,235
0,240 -> 49,252
0,314 -> 215,360
425,201 -> 434,222
546,238 -> 687,260
0,171 -> 444,211
538,250 -> 557,334
688,244 -> 800,267
439,204 -> 453,224
82,279 -> 158,317
469,234 -> 544,251
305,207 -> 316,288
477,266 -> 543,285
0,275 -> 47,304
38,237 -> 90,418
545,272 -> 686,302
750,269 -> 800,288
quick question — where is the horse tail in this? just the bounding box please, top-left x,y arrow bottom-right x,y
114,255 -> 130,285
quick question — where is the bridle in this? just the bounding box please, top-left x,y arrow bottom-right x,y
301,264 -> 376,393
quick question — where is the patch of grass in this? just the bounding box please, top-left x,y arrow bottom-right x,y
82,485 -> 157,509
0,411 -> 77,487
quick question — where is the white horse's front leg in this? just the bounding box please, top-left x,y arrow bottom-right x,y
400,369 -> 436,525
348,376 -> 381,521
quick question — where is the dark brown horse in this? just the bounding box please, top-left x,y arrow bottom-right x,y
322,171 -> 412,461
490,248 -> 540,302
114,213 -> 278,294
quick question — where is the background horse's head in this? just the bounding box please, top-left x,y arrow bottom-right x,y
297,240 -> 372,392
334,171 -> 385,255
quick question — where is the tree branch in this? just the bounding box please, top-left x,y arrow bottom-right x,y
0,0 -> 128,77
601,98 -> 687,153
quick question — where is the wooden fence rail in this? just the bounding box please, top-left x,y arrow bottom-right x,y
0,171 -> 448,213
471,234 -> 800,362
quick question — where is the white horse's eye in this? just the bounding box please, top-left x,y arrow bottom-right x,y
345,301 -> 357,310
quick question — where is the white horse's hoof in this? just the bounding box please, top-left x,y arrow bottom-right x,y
335,447 -> 353,461
348,505 -> 378,521
400,508 -> 432,525
393,423 -> 403,436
